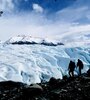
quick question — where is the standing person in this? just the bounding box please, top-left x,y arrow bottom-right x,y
0,11 -> 3,16
77,59 -> 84,75
68,61 -> 75,77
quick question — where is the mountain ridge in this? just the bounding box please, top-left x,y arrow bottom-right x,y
4,35 -> 64,46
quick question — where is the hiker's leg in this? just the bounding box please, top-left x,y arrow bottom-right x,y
79,68 -> 81,75
72,71 -> 74,77
69,71 -> 71,77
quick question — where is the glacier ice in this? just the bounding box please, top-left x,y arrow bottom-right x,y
0,43 -> 90,85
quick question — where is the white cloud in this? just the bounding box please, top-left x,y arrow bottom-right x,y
0,14 -> 70,41
0,0 -> 90,44
32,4 -> 44,13
56,6 -> 89,23
0,0 -> 14,12
0,13 -> 90,43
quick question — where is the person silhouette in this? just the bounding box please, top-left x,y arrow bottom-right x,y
0,11 -> 3,16
68,61 -> 75,77
77,59 -> 84,75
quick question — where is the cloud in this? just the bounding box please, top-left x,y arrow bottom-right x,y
32,3 -> 44,13
0,0 -> 90,44
56,6 -> 89,23
0,12 -> 90,43
0,13 -> 70,41
0,0 -> 14,12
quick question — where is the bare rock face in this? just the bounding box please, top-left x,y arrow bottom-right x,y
23,84 -> 43,99
49,77 -> 58,85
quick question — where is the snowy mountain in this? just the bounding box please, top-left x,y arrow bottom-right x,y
0,41 -> 90,84
5,35 -> 64,46
5,34 -> 90,47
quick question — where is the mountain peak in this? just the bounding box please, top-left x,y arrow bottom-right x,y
5,35 -> 64,46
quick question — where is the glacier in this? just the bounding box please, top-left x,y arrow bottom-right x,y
0,42 -> 90,85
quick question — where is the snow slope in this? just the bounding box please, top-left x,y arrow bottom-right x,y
0,42 -> 90,85
5,35 -> 64,46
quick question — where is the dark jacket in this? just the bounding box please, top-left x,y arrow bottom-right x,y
77,59 -> 83,69
68,61 -> 75,71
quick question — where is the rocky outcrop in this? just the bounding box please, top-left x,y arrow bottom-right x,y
87,69 -> 90,76
0,69 -> 90,100
22,84 -> 43,99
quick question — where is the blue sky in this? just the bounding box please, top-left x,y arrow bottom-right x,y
0,0 -> 76,15
12,0 -> 75,13
0,0 -> 90,41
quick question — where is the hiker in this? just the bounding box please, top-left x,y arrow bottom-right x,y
68,61 -> 75,77
77,59 -> 84,75
0,11 -> 3,16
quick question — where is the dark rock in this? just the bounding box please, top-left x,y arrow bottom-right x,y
49,91 -> 60,100
63,75 -> 68,80
11,41 -> 37,45
22,84 -> 43,98
49,77 -> 58,85
87,69 -> 90,76
0,72 -> 90,100
81,76 -> 90,83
